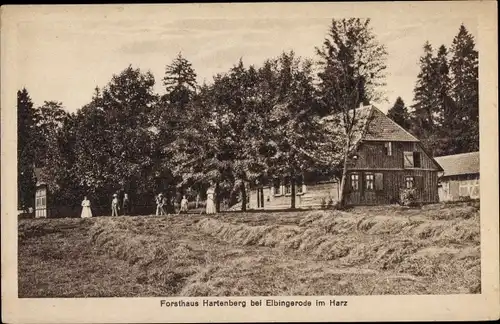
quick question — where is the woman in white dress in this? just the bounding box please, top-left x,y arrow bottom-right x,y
206,187 -> 216,214
81,196 -> 92,218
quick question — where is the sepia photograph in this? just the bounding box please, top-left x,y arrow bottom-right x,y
2,2 -> 498,323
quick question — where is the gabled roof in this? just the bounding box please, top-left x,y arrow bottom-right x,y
322,104 -> 419,146
435,151 -> 480,177
321,105 -> 443,171
363,106 -> 420,142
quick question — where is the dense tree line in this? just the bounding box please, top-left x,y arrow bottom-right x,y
17,20 -> 478,213
387,24 -> 479,156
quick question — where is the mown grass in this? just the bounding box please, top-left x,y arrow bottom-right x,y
18,202 -> 480,297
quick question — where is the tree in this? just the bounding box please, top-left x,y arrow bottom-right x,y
162,52 -> 198,111
387,97 -> 411,131
263,52 -> 321,209
410,41 -> 439,151
72,67 -> 159,213
17,88 -> 36,211
449,24 -> 479,153
432,45 -> 456,156
315,18 -> 388,208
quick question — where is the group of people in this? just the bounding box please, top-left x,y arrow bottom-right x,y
80,186 -> 217,219
80,193 -> 130,219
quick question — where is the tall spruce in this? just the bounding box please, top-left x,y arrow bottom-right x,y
450,24 -> 479,153
410,42 -> 440,154
387,97 -> 411,131
162,52 -> 198,111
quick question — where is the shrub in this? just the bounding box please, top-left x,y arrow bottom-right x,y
320,198 -> 327,209
399,188 -> 419,207
326,197 -> 334,209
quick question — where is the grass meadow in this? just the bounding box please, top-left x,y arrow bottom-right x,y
18,202 -> 480,297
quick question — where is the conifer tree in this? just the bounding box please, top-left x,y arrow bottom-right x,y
17,88 -> 36,210
387,97 -> 411,131
450,24 -> 479,153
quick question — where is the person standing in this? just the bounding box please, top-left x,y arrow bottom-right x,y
206,186 -> 216,214
156,193 -> 163,216
111,193 -> 119,217
161,194 -> 168,215
123,193 -> 130,216
179,195 -> 188,214
81,196 -> 92,218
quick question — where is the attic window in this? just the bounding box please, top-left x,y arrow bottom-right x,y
384,142 -> 392,156
404,151 -> 421,168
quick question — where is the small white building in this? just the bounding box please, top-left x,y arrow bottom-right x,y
435,152 -> 480,201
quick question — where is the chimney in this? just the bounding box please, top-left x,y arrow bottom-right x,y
358,102 -> 363,108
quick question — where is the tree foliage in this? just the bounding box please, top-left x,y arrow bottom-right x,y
410,25 -> 479,156
387,97 -> 411,131
16,21 -> 479,215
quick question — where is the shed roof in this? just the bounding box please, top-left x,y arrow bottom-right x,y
435,151 -> 480,177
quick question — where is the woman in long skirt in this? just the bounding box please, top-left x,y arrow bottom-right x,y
206,187 -> 216,214
81,196 -> 92,218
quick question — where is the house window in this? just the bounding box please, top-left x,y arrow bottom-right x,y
384,142 -> 392,156
405,176 -> 415,189
284,177 -> 291,195
273,178 -> 281,196
413,152 -> 421,168
350,173 -> 360,191
365,173 -> 374,190
403,151 -> 422,168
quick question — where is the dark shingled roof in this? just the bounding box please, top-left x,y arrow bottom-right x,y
322,105 -> 420,145
363,106 -> 420,142
435,152 -> 480,177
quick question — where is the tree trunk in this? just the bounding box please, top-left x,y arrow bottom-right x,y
240,182 -> 247,212
215,181 -> 221,213
290,172 -> 296,209
337,137 -> 352,209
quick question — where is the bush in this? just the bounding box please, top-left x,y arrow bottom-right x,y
399,188 -> 419,207
320,198 -> 327,209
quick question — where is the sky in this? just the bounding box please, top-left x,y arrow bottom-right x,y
12,3 -> 478,114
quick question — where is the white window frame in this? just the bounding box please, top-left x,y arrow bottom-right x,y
350,173 -> 360,191
405,176 -> 415,189
365,173 -> 374,191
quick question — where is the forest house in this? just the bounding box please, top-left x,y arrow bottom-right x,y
248,105 -> 443,209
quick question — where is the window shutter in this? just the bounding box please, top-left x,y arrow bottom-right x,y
375,173 -> 384,191
403,152 -> 414,168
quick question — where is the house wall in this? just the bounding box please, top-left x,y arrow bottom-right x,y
343,140 -> 440,205
249,140 -> 441,209
248,182 -> 339,210
345,169 -> 439,205
438,174 -> 480,201
350,141 -> 437,170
